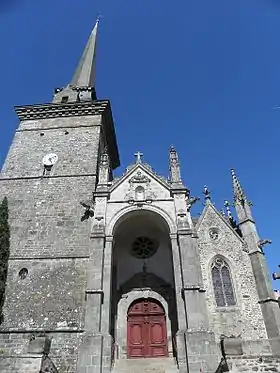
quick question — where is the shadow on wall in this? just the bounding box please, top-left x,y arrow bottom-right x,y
0,197 -> 10,325
40,354 -> 58,373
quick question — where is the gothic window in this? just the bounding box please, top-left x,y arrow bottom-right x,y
211,257 -> 236,307
135,186 -> 145,201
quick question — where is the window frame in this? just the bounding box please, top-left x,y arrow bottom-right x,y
211,256 -> 236,308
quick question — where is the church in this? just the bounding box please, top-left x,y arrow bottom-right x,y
1,18 -> 280,373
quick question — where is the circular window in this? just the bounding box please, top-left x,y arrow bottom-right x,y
131,237 -> 158,259
209,227 -> 219,241
19,268 -> 28,280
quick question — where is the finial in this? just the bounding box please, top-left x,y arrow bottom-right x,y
96,12 -> 101,25
220,209 -> 226,217
170,145 -> 176,152
203,185 -> 211,202
134,151 -> 143,164
224,200 -> 232,219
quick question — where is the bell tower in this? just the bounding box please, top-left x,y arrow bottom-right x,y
0,19 -> 119,373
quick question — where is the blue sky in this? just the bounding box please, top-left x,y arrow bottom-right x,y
1,0 -> 280,286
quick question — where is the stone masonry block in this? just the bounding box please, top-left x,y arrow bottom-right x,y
28,336 -> 51,354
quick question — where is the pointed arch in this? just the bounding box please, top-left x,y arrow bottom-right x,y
211,256 -> 236,307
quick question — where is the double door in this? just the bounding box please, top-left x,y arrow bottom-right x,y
127,299 -> 168,358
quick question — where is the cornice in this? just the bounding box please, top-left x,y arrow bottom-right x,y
14,100 -> 110,121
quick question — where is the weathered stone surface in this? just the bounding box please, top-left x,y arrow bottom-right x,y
28,336 -> 51,354
196,203 -> 267,342
227,355 -> 280,373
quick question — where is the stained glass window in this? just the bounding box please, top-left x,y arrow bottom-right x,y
211,257 -> 236,307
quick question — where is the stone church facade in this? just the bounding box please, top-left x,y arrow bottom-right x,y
1,19 -> 280,373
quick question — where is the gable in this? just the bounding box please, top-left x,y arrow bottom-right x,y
110,165 -> 171,202
196,203 -> 245,247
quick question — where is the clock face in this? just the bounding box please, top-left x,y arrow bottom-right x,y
42,153 -> 58,166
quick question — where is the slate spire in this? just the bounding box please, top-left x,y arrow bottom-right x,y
70,17 -> 100,88
52,17 -> 100,103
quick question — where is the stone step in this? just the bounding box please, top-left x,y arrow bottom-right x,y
112,357 -> 179,373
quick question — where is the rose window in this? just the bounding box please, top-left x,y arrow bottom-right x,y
131,237 -> 158,259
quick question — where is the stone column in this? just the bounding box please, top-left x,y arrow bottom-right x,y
177,231 -> 219,373
100,236 -> 114,371
249,248 -> 280,354
177,231 -> 209,329
77,234 -> 113,373
101,236 -> 113,333
84,236 -> 105,333
170,234 -> 188,373
232,170 -> 280,353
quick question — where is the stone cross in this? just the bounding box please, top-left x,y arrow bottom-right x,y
134,151 -> 143,163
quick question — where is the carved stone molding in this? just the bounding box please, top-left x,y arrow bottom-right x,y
125,171 -> 157,203
129,171 -> 151,184
15,100 -> 110,121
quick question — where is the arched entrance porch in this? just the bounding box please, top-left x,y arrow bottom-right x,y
108,209 -> 180,361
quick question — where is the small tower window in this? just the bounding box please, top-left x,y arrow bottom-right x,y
211,257 -> 236,307
135,186 -> 145,201
43,165 -> 53,177
19,268 -> 28,280
61,96 -> 69,103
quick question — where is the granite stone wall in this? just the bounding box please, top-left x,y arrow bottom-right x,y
227,355 -> 280,373
196,204 -> 267,342
1,258 -> 87,330
0,113 -> 103,372
0,332 -> 81,372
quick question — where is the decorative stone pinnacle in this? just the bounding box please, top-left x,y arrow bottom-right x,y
169,146 -> 182,183
100,152 -> 109,167
203,186 -> 211,201
134,151 -> 143,163
231,168 -> 248,205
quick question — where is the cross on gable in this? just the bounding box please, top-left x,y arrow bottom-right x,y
134,151 -> 143,163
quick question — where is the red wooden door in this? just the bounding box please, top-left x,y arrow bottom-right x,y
127,299 -> 168,358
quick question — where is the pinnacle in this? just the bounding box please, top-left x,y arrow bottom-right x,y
231,168 -> 246,203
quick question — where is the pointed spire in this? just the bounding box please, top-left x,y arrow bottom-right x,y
169,145 -> 182,183
71,17 -> 100,88
231,168 -> 254,224
52,16 -> 100,103
231,169 -> 247,205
